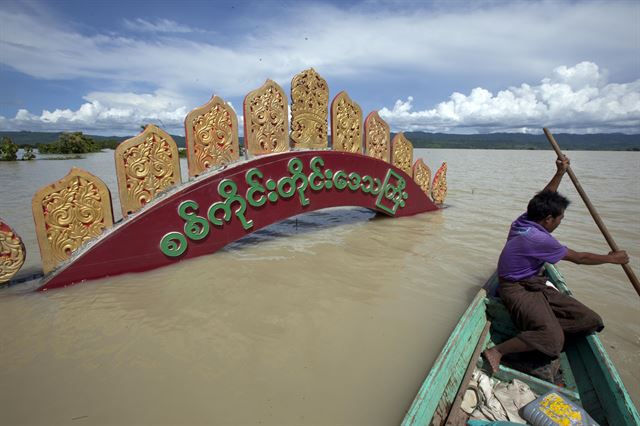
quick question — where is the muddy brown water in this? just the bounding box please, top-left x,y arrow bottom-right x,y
1,149 -> 638,425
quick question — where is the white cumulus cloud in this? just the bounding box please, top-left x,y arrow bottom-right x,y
379,62 -> 640,134
0,91 -> 189,135
1,62 -> 638,135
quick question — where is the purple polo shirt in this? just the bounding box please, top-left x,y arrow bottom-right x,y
497,213 -> 568,281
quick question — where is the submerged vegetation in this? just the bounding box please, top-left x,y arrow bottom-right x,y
0,136 -> 18,161
37,132 -> 119,154
0,136 -> 36,161
22,146 -> 36,160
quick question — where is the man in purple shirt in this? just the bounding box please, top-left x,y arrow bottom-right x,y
482,156 -> 629,376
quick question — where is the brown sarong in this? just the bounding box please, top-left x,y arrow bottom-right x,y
498,276 -> 604,358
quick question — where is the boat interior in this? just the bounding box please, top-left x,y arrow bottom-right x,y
436,265 -> 636,425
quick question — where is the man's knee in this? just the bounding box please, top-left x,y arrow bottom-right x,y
584,310 -> 604,333
572,307 -> 604,335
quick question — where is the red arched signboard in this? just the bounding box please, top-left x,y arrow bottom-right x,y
39,151 -> 438,291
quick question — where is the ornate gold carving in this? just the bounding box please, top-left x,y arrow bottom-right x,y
244,79 -> 289,156
0,219 -> 26,284
32,168 -> 114,274
331,91 -> 362,153
391,132 -> 413,175
432,162 -> 448,205
364,111 -> 390,162
290,68 -> 329,149
412,159 -> 432,197
115,124 -> 181,217
185,96 -> 239,177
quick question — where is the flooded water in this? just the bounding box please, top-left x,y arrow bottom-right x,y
1,148 -> 638,425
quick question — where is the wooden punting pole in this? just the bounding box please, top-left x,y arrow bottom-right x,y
543,128 -> 640,298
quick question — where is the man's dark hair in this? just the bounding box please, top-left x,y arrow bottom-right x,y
527,190 -> 571,222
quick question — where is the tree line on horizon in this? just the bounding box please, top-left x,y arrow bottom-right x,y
0,130 -> 638,153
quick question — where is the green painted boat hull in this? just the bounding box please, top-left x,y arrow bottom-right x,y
402,264 -> 639,425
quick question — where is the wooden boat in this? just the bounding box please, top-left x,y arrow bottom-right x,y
402,263 -> 640,425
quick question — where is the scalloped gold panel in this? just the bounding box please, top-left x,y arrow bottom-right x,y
391,132 -> 413,175
412,158 -> 432,197
115,124 -> 181,217
432,162 -> 448,204
244,79 -> 289,157
290,68 -> 329,149
331,91 -> 362,153
32,168 -> 114,274
185,96 -> 239,177
364,111 -> 390,162
0,219 -> 26,284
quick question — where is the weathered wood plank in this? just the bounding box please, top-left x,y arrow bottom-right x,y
577,336 -> 640,426
489,363 -> 581,403
566,343 -> 606,424
444,322 -> 491,425
558,351 -> 578,395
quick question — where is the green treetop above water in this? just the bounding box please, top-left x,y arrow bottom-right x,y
37,132 -> 101,154
1,136 -> 19,161
0,137 -> 37,161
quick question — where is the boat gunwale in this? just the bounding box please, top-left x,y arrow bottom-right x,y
401,277 -> 490,425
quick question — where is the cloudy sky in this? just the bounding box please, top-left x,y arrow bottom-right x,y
0,0 -> 638,136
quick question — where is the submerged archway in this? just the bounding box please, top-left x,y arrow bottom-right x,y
38,151 -> 438,291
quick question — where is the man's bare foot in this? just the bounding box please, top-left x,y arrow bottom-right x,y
482,347 -> 502,375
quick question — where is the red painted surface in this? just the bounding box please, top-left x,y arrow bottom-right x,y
0,219 -> 13,234
38,151 -> 438,291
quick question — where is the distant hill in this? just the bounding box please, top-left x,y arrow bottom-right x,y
0,131 -> 187,148
1,130 -> 638,151
394,132 -> 640,151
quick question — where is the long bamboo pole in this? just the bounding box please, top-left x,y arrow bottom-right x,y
543,128 -> 640,297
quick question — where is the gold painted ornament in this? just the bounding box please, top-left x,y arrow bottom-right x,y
32,168 -> 114,274
290,68 -> 329,149
391,132 -> 413,175
244,79 -> 289,156
364,111 -> 390,162
0,219 -> 26,284
331,91 -> 362,153
432,162 -> 448,204
115,125 -> 181,217
185,96 -> 239,177
412,158 -> 432,197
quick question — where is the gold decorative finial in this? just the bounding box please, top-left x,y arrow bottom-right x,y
412,159 -> 432,197
115,124 -> 181,217
0,219 -> 26,284
185,95 -> 240,177
244,79 -> 289,156
364,111 -> 390,162
290,68 -> 329,149
32,168 -> 114,273
391,132 -> 413,175
431,162 -> 448,204
331,91 -> 362,153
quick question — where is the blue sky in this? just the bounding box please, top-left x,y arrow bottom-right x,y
0,0 -> 638,136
